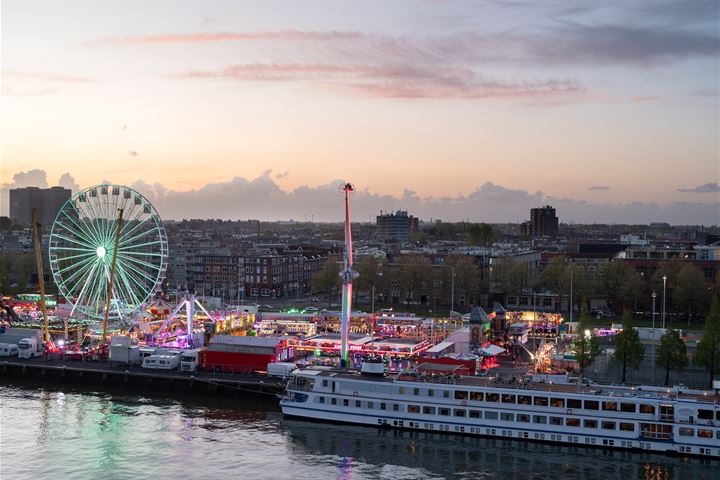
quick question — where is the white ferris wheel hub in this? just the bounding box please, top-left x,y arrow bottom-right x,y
96,246 -> 107,258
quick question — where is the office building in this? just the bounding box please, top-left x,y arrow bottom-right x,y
9,186 -> 71,228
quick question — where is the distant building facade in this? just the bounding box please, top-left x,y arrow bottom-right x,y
376,210 -> 418,242
521,205 -> 558,237
9,186 -> 71,228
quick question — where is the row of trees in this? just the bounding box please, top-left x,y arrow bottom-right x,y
574,298 -> 720,388
0,252 -> 37,295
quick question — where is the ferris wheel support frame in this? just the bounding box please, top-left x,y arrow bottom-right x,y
102,208 -> 124,346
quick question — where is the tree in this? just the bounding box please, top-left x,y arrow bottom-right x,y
695,297 -> 720,389
613,311 -> 645,383
467,223 -> 495,247
492,257 -> 533,303
398,255 -> 433,307
573,310 -> 600,379
656,329 -> 687,386
354,255 -> 381,308
311,258 -> 341,308
673,264 -> 708,326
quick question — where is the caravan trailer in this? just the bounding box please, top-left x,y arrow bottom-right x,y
0,343 -> 18,357
142,354 -> 179,370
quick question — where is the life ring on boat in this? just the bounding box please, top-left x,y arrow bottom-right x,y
353,391 -> 359,396
567,409 -> 573,415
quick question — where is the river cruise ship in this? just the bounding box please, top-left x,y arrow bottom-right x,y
280,363 -> 720,458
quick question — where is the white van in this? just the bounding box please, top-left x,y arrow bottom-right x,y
142,354 -> 179,370
0,343 -> 19,357
267,362 -> 297,378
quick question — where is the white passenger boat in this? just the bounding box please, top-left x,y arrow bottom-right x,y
280,362 -> 720,458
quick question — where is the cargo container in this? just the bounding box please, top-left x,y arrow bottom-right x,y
204,335 -> 296,374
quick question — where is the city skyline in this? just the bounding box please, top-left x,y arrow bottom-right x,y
2,1 -> 719,224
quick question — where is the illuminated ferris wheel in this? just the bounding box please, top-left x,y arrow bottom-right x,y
48,184 -> 168,319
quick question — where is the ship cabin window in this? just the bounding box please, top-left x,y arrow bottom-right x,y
439,408 -> 450,416
584,400 -> 599,410
717,431 -> 720,439
380,403 -> 386,410
502,394 -> 516,404
620,403 -> 636,413
517,414 -> 530,423
619,423 -> 634,432
501,413 -> 514,421
423,406 -> 436,415
566,418 -> 580,427
408,405 -> 420,414
319,396 -> 325,404
343,399 -> 349,407
533,415 -> 547,424
454,409 -> 466,417
717,411 -> 720,421
399,387 -> 406,395
549,416 -> 563,426
331,398 -> 337,405
550,398 -> 564,408
428,389 -> 434,397
534,397 -> 548,407
679,427 -> 694,437
639,404 -> 655,415
393,404 -> 401,412
355,400 -> 362,408
368,402 -> 374,409
602,401 -> 618,411
697,429 -> 713,439
697,409 -> 713,420
469,410 -> 482,419
413,388 -> 420,396
567,399 -> 582,409
322,380 -> 328,387
584,419 -> 598,428
443,390 -> 450,398
602,421 -> 616,430
455,391 -> 469,400
486,393 -> 499,402
470,392 -> 483,401
485,411 -> 498,420
517,395 -> 531,405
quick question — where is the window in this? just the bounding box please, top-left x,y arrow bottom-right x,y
454,409 -> 466,417
697,429 -> 713,439
567,399 -> 582,409
355,400 -> 361,408
399,387 -> 405,395
428,389 -> 434,397
368,402 -> 374,409
550,417 -> 563,426
319,397 -> 325,404
602,421 -> 616,430
517,414 -> 530,423
603,401 -> 618,411
413,388 -> 420,396
584,400 -> 599,410
620,423 -> 635,432
502,394 -> 516,404
331,398 -> 337,405
439,408 -> 450,416
566,418 -> 580,427
393,404 -> 400,411
443,390 -> 450,398
697,409 -> 714,420
343,399 -> 349,407
533,415 -> 547,424
550,398 -> 564,408
454,391 -> 469,400
501,413 -> 514,421
517,395 -> 531,405
534,397 -> 548,407
639,404 -> 655,414
584,419 -> 598,428
469,410 -> 482,419
322,380 -> 328,387
408,405 -> 420,414
485,411 -> 498,420
380,403 -> 386,410
470,392 -> 483,401
423,406 -> 436,415
486,393 -> 499,402
620,403 -> 636,413
679,427 -> 694,437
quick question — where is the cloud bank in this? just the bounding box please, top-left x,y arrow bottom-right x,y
3,170 -> 716,225
677,182 -> 720,194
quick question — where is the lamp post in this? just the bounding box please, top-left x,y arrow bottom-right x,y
652,291 -> 657,384
662,275 -> 667,330
450,266 -> 456,317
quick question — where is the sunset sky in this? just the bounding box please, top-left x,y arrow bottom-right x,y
1,1 -> 719,223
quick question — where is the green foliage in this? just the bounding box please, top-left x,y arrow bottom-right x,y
656,329 -> 687,386
573,310 -> 600,378
695,297 -> 720,388
673,264 -> 708,325
492,257 -> 532,298
613,311 -> 645,383
398,255 -> 433,307
467,223 -> 495,247
600,262 -> 643,313
310,257 -> 341,307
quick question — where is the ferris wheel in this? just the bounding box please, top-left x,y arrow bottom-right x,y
49,184 -> 168,320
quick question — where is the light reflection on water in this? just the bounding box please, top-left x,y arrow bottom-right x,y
0,384 -> 718,480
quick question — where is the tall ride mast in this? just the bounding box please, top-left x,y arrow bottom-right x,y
339,183 -> 358,368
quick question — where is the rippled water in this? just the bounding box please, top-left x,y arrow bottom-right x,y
1,383 -> 718,480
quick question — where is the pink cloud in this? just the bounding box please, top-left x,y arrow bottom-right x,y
631,95 -> 660,102
2,70 -> 97,83
88,30 -> 362,46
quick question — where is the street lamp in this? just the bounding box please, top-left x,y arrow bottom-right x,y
662,275 -> 667,330
450,266 -> 456,317
652,291 -> 657,384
